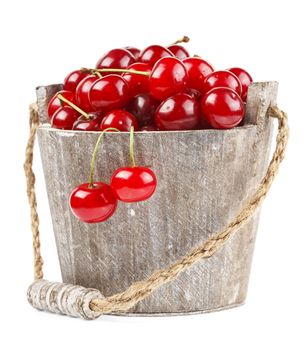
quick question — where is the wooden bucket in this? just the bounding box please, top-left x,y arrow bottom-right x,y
36,81 -> 277,315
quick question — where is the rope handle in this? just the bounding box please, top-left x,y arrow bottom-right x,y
24,104 -> 289,319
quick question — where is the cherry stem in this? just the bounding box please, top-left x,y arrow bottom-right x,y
79,67 -> 102,78
94,71 -> 103,78
57,93 -> 89,119
129,126 -> 136,167
81,67 -> 150,77
171,35 -> 190,45
88,128 -> 120,187
94,68 -> 150,76
80,67 -> 93,74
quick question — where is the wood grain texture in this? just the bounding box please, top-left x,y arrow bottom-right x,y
36,82 -> 277,315
36,84 -> 63,124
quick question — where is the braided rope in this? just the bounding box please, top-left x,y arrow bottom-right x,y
24,104 -> 43,280
24,105 -> 288,314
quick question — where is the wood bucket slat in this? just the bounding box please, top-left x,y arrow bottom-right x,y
35,81 -> 277,315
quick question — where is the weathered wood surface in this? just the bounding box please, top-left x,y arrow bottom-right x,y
27,279 -> 104,320
36,82 -> 277,315
36,84 -> 63,124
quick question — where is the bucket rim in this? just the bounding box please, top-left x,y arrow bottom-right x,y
37,123 -> 258,136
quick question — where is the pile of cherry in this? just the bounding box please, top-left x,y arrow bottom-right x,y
56,38 -> 254,224
47,38 -> 253,131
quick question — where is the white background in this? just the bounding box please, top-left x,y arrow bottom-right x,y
0,0 -> 307,349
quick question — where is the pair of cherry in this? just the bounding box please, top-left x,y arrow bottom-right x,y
50,92 -> 139,132
69,127 -> 157,223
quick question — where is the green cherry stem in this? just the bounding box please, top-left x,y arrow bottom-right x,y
88,128 -> 120,187
171,35 -> 190,45
57,93 -> 90,119
93,71 -> 103,78
129,126 -> 136,167
81,67 -> 150,77
94,68 -> 150,76
79,67 -> 103,78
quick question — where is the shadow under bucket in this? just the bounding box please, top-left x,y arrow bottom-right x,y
35,81 -> 277,315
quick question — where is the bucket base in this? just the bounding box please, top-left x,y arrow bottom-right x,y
108,301 -> 245,317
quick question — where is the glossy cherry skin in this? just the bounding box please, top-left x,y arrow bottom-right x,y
202,70 -> 242,96
51,106 -> 79,130
122,62 -> 151,97
47,90 -> 75,119
89,75 -> 129,111
167,45 -> 190,60
111,167 -> 157,203
75,75 -> 99,112
70,182 -> 117,223
126,93 -> 159,126
138,45 -> 174,66
140,125 -> 159,131
155,93 -> 200,131
149,57 -> 188,100
183,57 -> 214,92
123,46 -> 140,59
96,48 -> 136,71
63,70 -> 89,92
100,109 -> 138,131
72,112 -> 103,131
201,87 -> 244,129
228,67 -> 253,102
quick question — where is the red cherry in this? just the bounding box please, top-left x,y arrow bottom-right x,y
228,67 -> 253,102
138,45 -> 174,66
167,45 -> 190,60
63,70 -> 89,92
140,125 -> 159,131
122,62 -> 151,97
183,57 -> 214,92
123,46 -> 140,59
149,57 -> 188,100
51,106 -> 79,130
126,93 -> 159,126
47,90 -> 75,119
202,70 -> 242,96
89,75 -> 129,111
155,93 -> 200,131
75,75 -> 99,112
111,167 -> 157,202
70,182 -> 117,223
72,112 -> 103,131
96,48 -> 136,72
100,109 -> 138,131
201,87 -> 244,129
